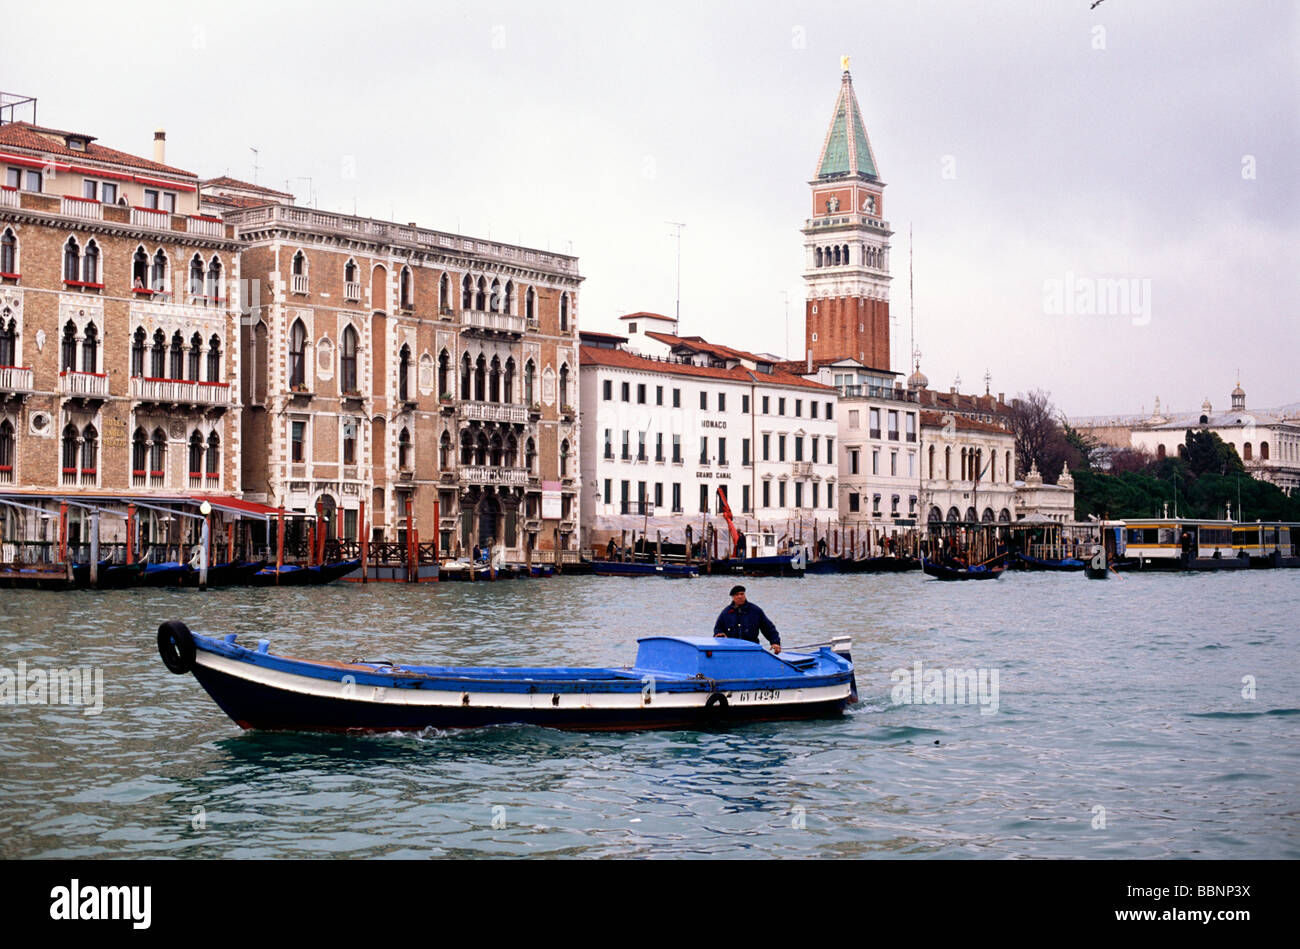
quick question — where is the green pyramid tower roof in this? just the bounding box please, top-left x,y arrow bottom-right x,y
815,68 -> 880,181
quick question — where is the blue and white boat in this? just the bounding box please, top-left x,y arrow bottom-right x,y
157,622 -> 857,733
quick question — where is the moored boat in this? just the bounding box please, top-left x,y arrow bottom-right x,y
1013,552 -> 1085,572
157,621 -> 857,733
251,559 -> 360,586
921,556 -> 1004,581
592,560 -> 699,578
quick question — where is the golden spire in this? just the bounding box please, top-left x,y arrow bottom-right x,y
841,54 -> 851,72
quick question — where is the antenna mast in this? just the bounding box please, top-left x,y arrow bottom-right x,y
667,221 -> 685,335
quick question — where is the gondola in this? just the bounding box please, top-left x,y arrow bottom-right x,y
920,556 -> 1005,581
157,621 -> 857,733
250,559 -> 360,586
1013,553 -> 1085,572
591,560 -> 699,578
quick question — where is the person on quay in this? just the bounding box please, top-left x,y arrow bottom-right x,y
713,585 -> 781,654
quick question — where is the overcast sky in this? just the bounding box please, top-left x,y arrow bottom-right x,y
5,0 -> 1296,417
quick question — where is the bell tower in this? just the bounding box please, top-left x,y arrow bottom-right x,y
802,58 -> 892,369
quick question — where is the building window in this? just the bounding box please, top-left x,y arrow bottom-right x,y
872,449 -> 879,475
795,399 -> 802,417
291,421 -> 306,463
621,381 -> 630,402
80,323 -> 98,373
672,434 -> 681,463
559,364 -> 569,406
656,386 -> 664,406
637,383 -> 646,404
603,428 -> 612,460
849,492 -> 859,513
603,478 -> 612,507
525,287 -> 535,321
559,293 -> 569,332
888,410 -> 899,440
60,321 -> 77,371
655,433 -> 664,462
399,428 -> 412,469
762,433 -> 770,461
778,398 -> 786,415
762,480 -> 771,508
699,437 -> 708,465
151,328 -> 165,377
82,240 -> 99,284
603,379 -> 612,401
207,256 -> 222,301
672,388 -> 681,408
810,401 -> 818,419
289,320 -> 307,388
699,484 -> 709,513
742,394 -> 749,413
637,432 -> 646,462
340,325 -> 359,393
794,437 -> 803,462
717,437 -> 727,466
342,420 -> 357,465
762,396 -> 770,414
794,482 -> 803,508
812,482 -> 820,508
62,238 -> 80,283
0,228 -> 17,274
870,408 -> 881,438
849,449 -> 859,475
742,438 -> 750,466
906,413 -> 916,442
621,431 -> 630,460
398,344 -> 411,400
399,267 -> 412,309
169,331 -> 184,379
80,424 -> 98,476
718,392 -> 726,412
811,437 -> 819,463
672,483 -> 681,512
207,432 -> 220,480
778,435 -> 786,461
778,481 -> 786,507
742,484 -> 751,513
654,482 -> 664,508
699,391 -> 707,410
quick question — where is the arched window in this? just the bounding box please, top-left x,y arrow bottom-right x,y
438,430 -> 451,468
189,254 -> 204,297
207,335 -> 221,382
460,352 -> 471,399
944,446 -> 952,480
344,259 -> 357,284
474,354 -> 486,402
188,430 -> 203,477
62,424 -> 79,473
0,419 -> 14,479
63,238 -> 80,283
399,267 -> 412,309
460,430 -> 473,465
1261,441 -> 1270,460
489,278 -> 501,313
81,424 -> 97,475
82,240 -> 99,284
503,280 -> 513,313
399,344 -> 411,401
438,349 -> 450,398
127,327 -> 144,376
170,331 -> 184,379
1157,443 -> 1166,460
815,247 -> 823,268
289,319 -> 307,388
1243,442 -> 1252,461
61,320 -> 77,371
503,357 -> 515,403
132,427 -> 148,477
526,287 -> 535,321
475,276 -> 486,311
525,437 -> 536,473
505,433 -> 518,468
524,359 -> 535,405
81,323 -> 98,374
399,427 -> 412,468
489,432 -> 503,467
207,256 -> 222,302
151,249 -> 167,292
474,431 -> 488,466
340,325 -> 358,393
206,431 -> 220,479
559,363 -> 569,407
1005,451 -> 1011,481
151,329 -> 166,377
132,246 -> 148,289
489,356 -> 501,402
461,274 -> 472,309
188,332 -> 202,380
151,428 -> 167,477
928,444 -> 935,479
0,312 -> 16,366
560,438 -> 570,477
0,228 -> 16,275
560,293 -> 569,332
439,273 -> 449,310
292,250 -> 305,276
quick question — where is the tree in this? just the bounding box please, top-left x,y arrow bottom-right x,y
1007,390 -> 1079,483
1180,430 -> 1245,478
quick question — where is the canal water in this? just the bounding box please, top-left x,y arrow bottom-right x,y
1,571 -> 1297,858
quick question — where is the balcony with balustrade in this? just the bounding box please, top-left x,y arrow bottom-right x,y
131,376 -> 233,410
462,309 -> 524,336
457,465 -> 531,487
58,370 -> 109,400
0,366 -> 35,398
457,401 -> 529,425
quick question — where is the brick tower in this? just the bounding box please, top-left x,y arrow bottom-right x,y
802,58 -> 892,369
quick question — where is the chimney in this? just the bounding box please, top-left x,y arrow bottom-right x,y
806,348 -> 812,373
998,392 -> 1005,405
153,129 -> 166,164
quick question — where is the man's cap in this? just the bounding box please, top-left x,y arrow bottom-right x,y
729,585 -> 746,596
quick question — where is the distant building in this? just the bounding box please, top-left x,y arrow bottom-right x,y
1074,383 -> 1300,496
578,314 -> 838,552
1014,461 -> 1075,523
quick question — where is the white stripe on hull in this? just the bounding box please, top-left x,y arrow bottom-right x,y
195,652 -> 850,711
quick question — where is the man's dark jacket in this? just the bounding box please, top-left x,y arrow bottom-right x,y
713,601 -> 780,646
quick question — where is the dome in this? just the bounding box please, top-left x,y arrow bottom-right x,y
1231,383 -> 1245,398
1201,397 -> 1212,415
907,368 -> 929,389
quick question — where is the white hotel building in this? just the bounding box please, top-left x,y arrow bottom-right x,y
578,314 -> 839,552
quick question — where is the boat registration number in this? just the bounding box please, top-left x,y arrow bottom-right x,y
734,690 -> 781,703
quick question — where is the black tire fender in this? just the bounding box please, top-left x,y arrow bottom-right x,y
158,620 -> 196,675
705,692 -> 729,714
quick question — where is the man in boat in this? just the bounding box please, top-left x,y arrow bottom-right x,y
713,585 -> 782,654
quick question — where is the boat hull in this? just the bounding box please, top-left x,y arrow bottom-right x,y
591,561 -> 699,578
921,559 -> 1005,581
1013,554 -> 1085,572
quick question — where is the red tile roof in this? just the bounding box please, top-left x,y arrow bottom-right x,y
617,311 -> 674,321
0,122 -> 195,178
919,410 -> 1013,435
201,193 -> 277,210
580,345 -> 835,391
643,331 -> 771,366
201,176 -> 294,197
